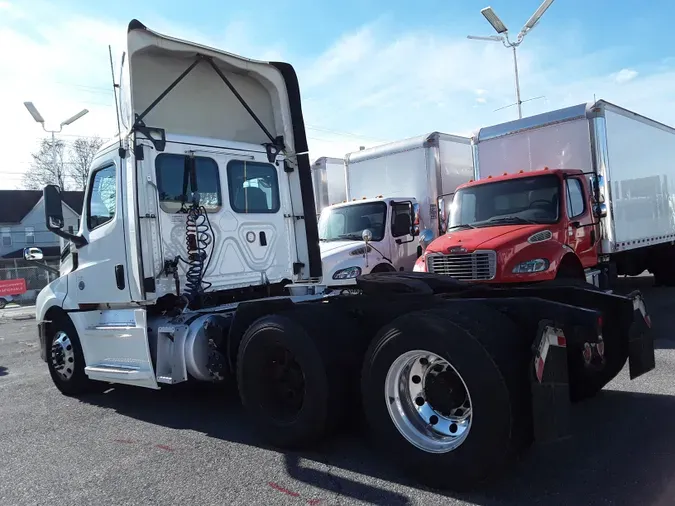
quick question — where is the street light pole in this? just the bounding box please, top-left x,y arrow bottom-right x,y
511,45 -> 522,119
23,102 -> 89,189
467,0 -> 555,119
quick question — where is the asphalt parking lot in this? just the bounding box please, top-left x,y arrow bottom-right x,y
1,277 -> 674,506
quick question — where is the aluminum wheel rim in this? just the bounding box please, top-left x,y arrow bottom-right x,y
51,331 -> 75,381
385,350 -> 472,454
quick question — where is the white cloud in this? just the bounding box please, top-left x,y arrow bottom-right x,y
2,8 -> 675,187
613,68 -> 639,84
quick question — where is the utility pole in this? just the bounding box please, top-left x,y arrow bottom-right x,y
467,0 -> 555,119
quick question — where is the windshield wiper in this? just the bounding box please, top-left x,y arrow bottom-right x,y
486,216 -> 537,225
337,233 -> 365,241
447,224 -> 475,231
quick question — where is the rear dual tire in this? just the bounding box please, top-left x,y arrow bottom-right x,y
236,303 -> 533,490
361,305 -> 533,490
236,305 -> 363,449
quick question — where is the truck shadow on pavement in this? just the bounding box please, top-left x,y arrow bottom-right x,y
0,366 -> 7,376
82,380 -> 675,506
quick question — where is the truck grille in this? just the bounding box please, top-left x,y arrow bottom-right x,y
427,251 -> 497,281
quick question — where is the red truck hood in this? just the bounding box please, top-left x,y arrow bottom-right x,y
426,224 -> 551,253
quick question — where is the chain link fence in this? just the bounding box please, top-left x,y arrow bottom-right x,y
0,260 -> 60,305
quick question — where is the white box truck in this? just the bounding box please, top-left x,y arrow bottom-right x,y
25,22 -> 655,492
310,156 -> 346,215
319,132 -> 474,288
415,99 -> 675,289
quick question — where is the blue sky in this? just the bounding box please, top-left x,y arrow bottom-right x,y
1,0 -> 674,188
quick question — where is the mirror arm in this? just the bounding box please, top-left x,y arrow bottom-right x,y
36,262 -> 60,275
49,227 -> 88,247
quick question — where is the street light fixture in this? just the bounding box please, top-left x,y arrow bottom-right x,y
481,7 -> 508,34
24,102 -> 45,124
468,0 -> 556,119
24,102 -> 89,134
60,109 -> 89,127
23,101 -> 89,188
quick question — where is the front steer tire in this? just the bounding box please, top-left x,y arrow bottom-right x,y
47,313 -> 106,396
361,305 -> 533,491
236,305 -> 362,450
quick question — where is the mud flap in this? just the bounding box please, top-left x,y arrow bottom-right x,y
530,320 -> 571,444
626,291 -> 655,380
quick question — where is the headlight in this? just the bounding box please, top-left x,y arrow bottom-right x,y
333,266 -> 362,279
512,258 -> 550,273
413,257 -> 426,272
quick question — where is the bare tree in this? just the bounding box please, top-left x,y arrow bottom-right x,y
22,138 -> 69,190
69,136 -> 105,190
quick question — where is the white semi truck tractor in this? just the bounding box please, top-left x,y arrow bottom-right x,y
28,19 -> 655,491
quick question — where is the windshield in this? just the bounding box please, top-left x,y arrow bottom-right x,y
449,175 -> 560,230
318,201 -> 387,242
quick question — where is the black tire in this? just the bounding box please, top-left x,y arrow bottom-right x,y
555,260 -> 585,281
236,305 -> 363,449
360,304 -> 532,491
0,298 -> 7,309
47,313 -> 105,396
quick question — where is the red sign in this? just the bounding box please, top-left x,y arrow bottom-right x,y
0,278 -> 27,297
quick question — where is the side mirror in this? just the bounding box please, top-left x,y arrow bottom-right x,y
419,228 -> 434,246
42,184 -> 87,247
437,196 -> 448,234
24,247 -> 44,261
411,203 -> 420,237
44,184 -> 64,231
594,203 -> 608,218
362,228 -> 373,243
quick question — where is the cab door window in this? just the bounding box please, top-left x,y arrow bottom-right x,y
391,202 -> 412,237
566,178 -> 585,219
227,160 -> 280,214
155,154 -> 222,213
87,165 -> 117,230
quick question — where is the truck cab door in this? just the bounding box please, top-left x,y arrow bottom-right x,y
564,176 -> 598,267
55,156 -> 156,389
70,158 -> 134,304
390,200 -> 419,271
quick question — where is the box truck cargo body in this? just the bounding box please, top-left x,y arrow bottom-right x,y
320,132 -> 474,288
311,156 -> 346,215
414,100 -> 675,288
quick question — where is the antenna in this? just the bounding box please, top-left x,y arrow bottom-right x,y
109,45 -> 124,156
493,95 -> 546,113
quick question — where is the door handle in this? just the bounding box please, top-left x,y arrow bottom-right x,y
259,231 -> 267,246
114,264 -> 125,290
